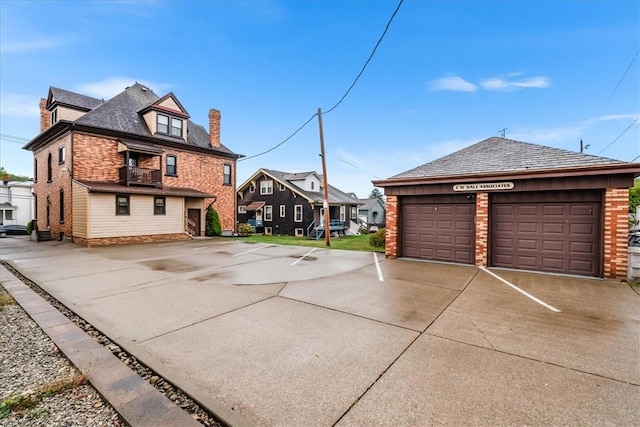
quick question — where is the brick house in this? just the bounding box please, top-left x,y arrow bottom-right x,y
24,84 -> 241,246
237,169 -> 361,238
373,137 -> 640,280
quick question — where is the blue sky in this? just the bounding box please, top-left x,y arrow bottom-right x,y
1,0 -> 638,199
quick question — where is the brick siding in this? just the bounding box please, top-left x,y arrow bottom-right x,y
474,192 -> 489,266
603,188 -> 629,279
385,195 -> 398,258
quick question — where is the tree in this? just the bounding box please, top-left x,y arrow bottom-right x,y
205,206 -> 222,236
369,188 -> 385,205
630,179 -> 640,214
0,167 -> 31,182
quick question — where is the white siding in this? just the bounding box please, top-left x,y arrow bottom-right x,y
89,194 -> 183,238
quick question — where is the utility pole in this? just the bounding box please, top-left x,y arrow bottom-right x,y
317,108 -> 331,247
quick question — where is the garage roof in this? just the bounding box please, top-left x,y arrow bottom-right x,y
387,137 -> 629,180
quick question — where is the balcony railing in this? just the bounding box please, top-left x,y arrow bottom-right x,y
118,166 -> 162,187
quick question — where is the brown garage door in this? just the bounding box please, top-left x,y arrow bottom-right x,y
401,195 -> 475,264
491,191 -> 601,277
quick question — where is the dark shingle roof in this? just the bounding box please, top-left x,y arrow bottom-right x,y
57,83 -> 237,156
76,180 -> 214,198
392,137 -> 626,179
49,87 -> 103,110
263,169 -> 359,205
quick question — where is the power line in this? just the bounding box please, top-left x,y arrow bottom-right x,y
239,0 -> 404,162
0,133 -> 31,144
598,115 -> 640,154
631,154 -> 639,162
607,48 -> 640,103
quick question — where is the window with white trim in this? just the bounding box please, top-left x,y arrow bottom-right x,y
294,205 -> 303,222
238,206 -> 246,214
351,206 -> 357,219
260,180 -> 273,195
340,206 -> 346,222
157,113 -> 183,138
264,205 -> 273,221
295,228 -> 304,237
58,146 -> 65,164
280,205 -> 285,217
278,183 -> 286,191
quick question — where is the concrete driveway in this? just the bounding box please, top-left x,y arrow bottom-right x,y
1,237 -> 638,426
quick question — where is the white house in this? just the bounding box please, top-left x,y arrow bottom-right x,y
0,178 -> 34,226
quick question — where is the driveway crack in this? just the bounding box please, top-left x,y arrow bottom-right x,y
464,314 -> 496,350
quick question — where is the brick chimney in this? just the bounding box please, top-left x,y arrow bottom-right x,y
209,109 -> 221,148
39,98 -> 51,132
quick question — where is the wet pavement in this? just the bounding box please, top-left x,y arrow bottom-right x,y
1,236 -> 639,426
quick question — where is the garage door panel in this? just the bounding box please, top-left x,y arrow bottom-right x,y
491,196 -> 600,277
402,200 -> 475,264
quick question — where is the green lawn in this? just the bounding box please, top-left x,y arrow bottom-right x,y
233,233 -> 384,252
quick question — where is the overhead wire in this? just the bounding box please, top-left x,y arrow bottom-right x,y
598,115 -> 640,154
606,48 -> 639,103
239,0 -> 404,162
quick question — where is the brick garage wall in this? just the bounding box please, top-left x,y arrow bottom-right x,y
33,133 -> 73,240
474,192 -> 489,266
603,187 -> 629,279
385,195 -> 398,258
162,150 -> 236,231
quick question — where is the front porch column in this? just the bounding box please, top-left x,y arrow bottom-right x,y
475,192 -> 489,267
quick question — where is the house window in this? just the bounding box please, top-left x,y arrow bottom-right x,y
278,183 -> 286,191
166,155 -> 177,175
280,205 -> 285,217
59,189 -> 64,222
51,109 -> 57,124
351,206 -> 357,219
249,184 -> 255,193
171,117 -> 182,137
154,196 -> 166,215
264,205 -> 273,221
295,228 -> 304,237
340,206 -> 346,222
157,114 -> 169,134
264,226 -> 272,236
116,195 -> 130,216
238,205 -> 246,214
311,181 -> 315,190
47,153 -> 52,182
223,164 -> 232,185
58,146 -> 65,164
294,205 -> 303,222
260,180 -> 273,195
4,210 -> 13,221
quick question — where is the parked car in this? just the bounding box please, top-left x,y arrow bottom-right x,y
0,224 -> 29,237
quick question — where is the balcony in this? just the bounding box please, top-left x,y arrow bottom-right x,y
118,166 -> 162,187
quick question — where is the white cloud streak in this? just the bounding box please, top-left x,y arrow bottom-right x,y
429,76 -> 478,92
0,94 -> 40,118
0,36 -> 68,53
480,76 -> 551,91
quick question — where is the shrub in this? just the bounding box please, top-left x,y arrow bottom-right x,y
205,207 -> 221,236
237,223 -> 253,236
26,220 -> 33,234
369,227 -> 385,248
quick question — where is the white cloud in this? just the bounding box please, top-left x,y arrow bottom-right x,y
76,77 -> 173,99
480,75 -> 550,91
0,36 -> 68,53
581,113 -> 639,124
428,76 -> 478,92
0,93 -> 40,118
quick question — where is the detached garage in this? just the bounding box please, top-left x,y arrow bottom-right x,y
374,137 -> 639,279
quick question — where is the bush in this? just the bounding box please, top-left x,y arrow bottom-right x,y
237,223 -> 253,236
26,220 -> 33,234
369,228 -> 385,248
205,207 -> 221,236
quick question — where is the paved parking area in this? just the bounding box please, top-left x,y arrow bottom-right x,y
1,237 -> 639,426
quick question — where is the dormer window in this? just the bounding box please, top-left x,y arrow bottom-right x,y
157,113 -> 183,138
51,109 -> 58,124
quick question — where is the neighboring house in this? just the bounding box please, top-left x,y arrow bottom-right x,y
357,197 -> 386,228
0,177 -> 34,226
24,84 -> 241,246
373,137 -> 640,280
236,169 -> 360,238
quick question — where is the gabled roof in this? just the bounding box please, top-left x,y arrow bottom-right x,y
29,83 -> 240,158
358,198 -> 384,210
137,92 -> 190,119
391,137 -> 626,180
47,87 -> 103,111
238,168 -> 360,205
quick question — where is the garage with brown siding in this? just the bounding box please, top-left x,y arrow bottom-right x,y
374,137 -> 640,280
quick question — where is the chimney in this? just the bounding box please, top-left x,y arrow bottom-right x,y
209,109 -> 221,148
39,98 -> 51,132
